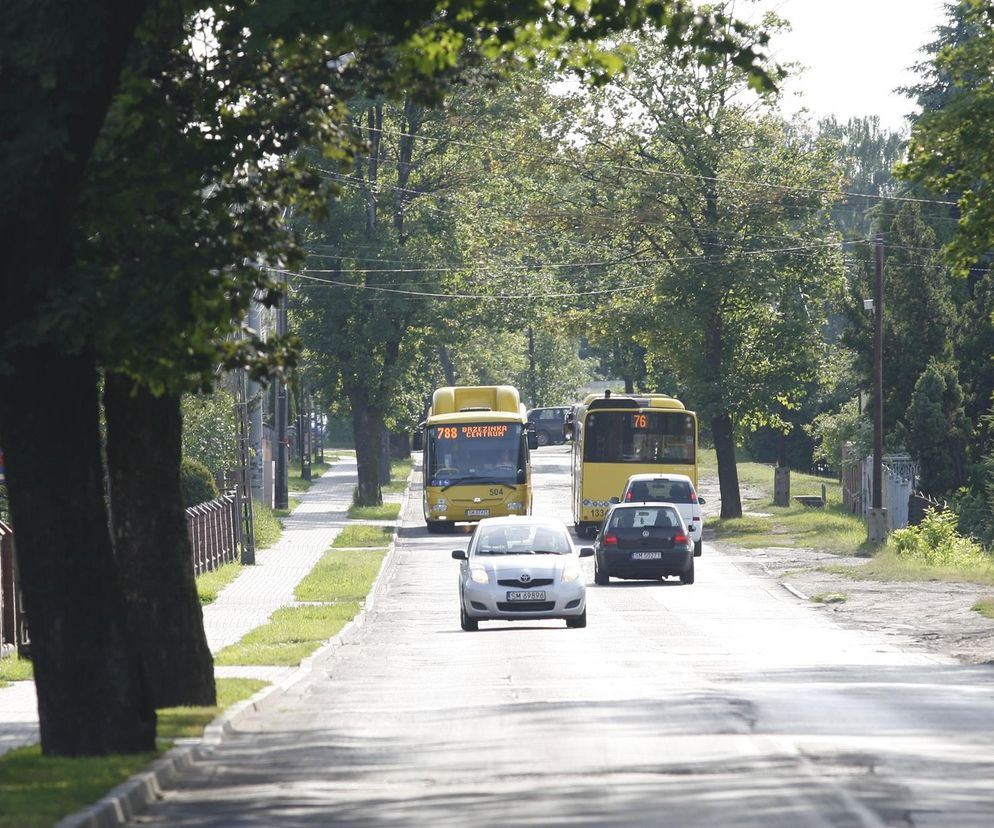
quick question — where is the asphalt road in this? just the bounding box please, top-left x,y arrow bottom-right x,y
135,447 -> 994,827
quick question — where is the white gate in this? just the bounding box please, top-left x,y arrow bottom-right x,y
861,453 -> 918,530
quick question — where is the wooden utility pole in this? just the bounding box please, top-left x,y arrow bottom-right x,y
868,235 -> 888,542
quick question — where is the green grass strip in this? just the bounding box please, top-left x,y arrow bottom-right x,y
295,548 -> 387,603
347,502 -> 400,520
0,677 -> 264,828
253,502 -> 284,549
973,598 -> 994,619
383,459 -> 413,494
156,677 -> 267,740
0,654 -> 33,688
196,561 -> 243,605
821,545 -> 994,587
332,524 -> 394,548
212,603 -> 362,666
711,500 -> 867,555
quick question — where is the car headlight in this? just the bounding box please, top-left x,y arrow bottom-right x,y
470,566 -> 489,584
506,501 -> 523,510
561,561 -> 583,583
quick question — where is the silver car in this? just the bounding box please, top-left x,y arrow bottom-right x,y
452,516 -> 594,631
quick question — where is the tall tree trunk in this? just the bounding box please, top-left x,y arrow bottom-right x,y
712,413 -> 742,519
349,388 -> 383,506
438,345 -> 456,386
0,348 -> 155,755
104,374 -> 216,708
379,423 -> 391,484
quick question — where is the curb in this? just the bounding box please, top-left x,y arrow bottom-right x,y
58,462 -> 414,828
780,581 -> 810,601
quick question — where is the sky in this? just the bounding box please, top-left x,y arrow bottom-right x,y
754,0 -> 949,133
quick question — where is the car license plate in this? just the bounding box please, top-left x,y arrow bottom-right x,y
631,551 -> 662,560
507,591 -> 546,601
466,509 -> 490,517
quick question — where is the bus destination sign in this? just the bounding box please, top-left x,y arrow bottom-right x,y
436,425 -> 509,440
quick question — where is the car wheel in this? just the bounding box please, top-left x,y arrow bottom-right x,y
536,430 -> 550,447
460,603 -> 478,631
594,562 -> 609,585
566,609 -> 587,628
694,539 -> 702,557
680,557 -> 695,585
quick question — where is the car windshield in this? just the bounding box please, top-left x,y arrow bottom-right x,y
609,506 -> 680,529
626,479 -> 695,503
473,524 -> 572,555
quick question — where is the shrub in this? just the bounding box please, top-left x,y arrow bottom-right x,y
890,507 -> 987,567
180,457 -> 219,507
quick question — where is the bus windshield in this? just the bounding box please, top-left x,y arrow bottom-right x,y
583,411 -> 695,464
426,422 -> 524,485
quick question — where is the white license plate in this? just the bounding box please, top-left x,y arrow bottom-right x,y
507,591 -> 546,601
631,551 -> 662,560
466,509 -> 490,517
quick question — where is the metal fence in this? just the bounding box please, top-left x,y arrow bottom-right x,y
841,450 -> 919,531
186,489 -> 243,576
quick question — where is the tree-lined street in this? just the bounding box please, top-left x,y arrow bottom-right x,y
125,449 -> 994,827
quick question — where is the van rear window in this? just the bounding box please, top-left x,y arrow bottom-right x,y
627,480 -> 695,503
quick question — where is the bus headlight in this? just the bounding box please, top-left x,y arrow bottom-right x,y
431,499 -> 448,512
470,566 -> 489,584
506,501 -> 523,511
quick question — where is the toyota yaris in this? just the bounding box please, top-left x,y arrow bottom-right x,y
452,516 -> 594,631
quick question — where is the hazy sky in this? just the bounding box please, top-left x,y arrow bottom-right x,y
756,0 -> 948,133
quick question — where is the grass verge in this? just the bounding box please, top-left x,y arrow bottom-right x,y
347,502 -> 400,520
712,500 -> 867,555
811,592 -> 847,604
0,677 -> 264,828
974,599 -> 994,619
333,524 -> 394,548
0,654 -> 33,688
383,459 -> 413,494
295,548 -> 388,603
820,545 -> 994,587
213,545 -> 387,667
196,561 -> 243,605
253,502 -> 283,549
156,677 -> 268,740
213,602 -> 363,666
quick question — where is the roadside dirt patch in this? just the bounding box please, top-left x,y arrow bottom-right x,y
699,474 -> 994,665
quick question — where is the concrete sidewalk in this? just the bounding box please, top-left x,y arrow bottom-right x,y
0,454 -> 371,757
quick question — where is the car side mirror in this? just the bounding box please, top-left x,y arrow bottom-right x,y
451,550 -> 467,560
698,496 -> 706,505
579,546 -> 595,558
609,496 -> 619,504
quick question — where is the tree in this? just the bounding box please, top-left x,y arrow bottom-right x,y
555,26 -> 843,517
906,359 -> 970,495
900,0 -> 994,274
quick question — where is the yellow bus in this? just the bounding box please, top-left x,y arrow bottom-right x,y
417,385 -> 537,533
566,392 -> 698,536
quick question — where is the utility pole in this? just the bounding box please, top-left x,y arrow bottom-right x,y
867,235 -> 888,542
299,377 -> 311,481
247,299 -> 265,505
274,279 -> 289,510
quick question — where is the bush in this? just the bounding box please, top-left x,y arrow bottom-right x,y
180,457 -> 219,507
890,507 -> 988,567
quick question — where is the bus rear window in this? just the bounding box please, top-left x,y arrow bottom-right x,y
583,412 -> 695,464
